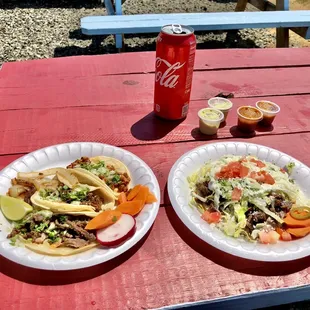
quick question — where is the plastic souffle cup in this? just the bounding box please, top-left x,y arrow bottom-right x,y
198,108 -> 224,135
237,106 -> 263,132
255,100 -> 280,126
208,97 -> 233,122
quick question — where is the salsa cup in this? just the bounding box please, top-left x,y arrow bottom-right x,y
208,97 -> 233,122
198,108 -> 224,135
237,106 -> 263,132
256,100 -> 280,126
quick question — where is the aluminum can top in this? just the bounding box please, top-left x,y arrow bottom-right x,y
161,24 -> 194,36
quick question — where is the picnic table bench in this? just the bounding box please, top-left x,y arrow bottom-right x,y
81,0 -> 310,49
0,48 -> 310,310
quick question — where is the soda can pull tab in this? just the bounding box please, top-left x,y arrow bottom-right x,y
172,24 -> 183,34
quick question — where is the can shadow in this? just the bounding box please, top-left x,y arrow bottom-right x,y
0,227 -> 152,285
165,206 -> 310,276
131,112 -> 184,141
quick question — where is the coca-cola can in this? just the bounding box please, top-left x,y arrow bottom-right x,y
154,24 -> 196,120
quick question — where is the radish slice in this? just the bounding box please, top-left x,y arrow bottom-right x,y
96,214 -> 136,247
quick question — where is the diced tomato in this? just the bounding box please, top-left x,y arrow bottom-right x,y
201,211 -> 221,224
257,161 -> 266,168
249,171 -> 265,183
264,173 -> 275,185
276,227 -> 292,241
216,162 -> 240,179
249,171 -> 275,185
231,188 -> 242,201
250,159 -> 266,168
249,171 -> 256,179
269,231 -> 280,244
281,231 -> 292,241
259,231 -> 271,244
259,231 -> 280,244
240,165 -> 249,177
216,161 -> 249,179
261,171 -> 275,185
280,168 -> 286,174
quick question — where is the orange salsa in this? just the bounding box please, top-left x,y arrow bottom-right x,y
237,106 -> 263,132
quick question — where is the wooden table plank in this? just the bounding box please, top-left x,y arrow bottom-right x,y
1,167 -> 310,310
2,66 -> 310,111
0,95 -> 309,155
1,49 -> 310,310
1,132 -> 310,204
2,49 -> 310,78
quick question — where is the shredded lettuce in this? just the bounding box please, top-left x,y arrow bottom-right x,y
219,214 -> 244,238
188,155 -> 305,242
234,201 -> 248,228
286,162 -> 295,175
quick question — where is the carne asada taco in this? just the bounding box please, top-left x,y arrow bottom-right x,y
11,167 -> 116,215
8,210 -> 98,256
2,168 -> 119,256
1,163 -> 139,256
30,184 -> 115,215
67,156 -> 132,198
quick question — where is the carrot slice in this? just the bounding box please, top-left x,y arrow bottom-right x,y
133,185 -> 149,205
118,192 -> 127,204
145,192 -> 157,204
117,200 -> 144,216
85,210 -> 122,230
127,185 -> 142,201
286,226 -> 310,238
284,213 -> 310,228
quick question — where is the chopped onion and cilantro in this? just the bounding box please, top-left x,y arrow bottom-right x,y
40,185 -> 90,204
67,157 -> 130,192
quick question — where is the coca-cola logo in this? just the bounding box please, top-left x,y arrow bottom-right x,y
155,57 -> 185,88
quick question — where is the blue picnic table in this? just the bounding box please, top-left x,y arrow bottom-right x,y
81,0 -> 310,49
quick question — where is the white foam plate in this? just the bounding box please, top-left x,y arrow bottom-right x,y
168,142 -> 310,261
0,142 -> 160,270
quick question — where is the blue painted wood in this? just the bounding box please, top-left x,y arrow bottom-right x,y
278,0 -> 290,11
306,27 -> 310,39
114,0 -> 123,49
81,11 -> 310,35
103,0 -> 123,49
115,0 -> 122,16
161,285 -> 310,310
104,0 -> 115,16
115,34 -> 123,49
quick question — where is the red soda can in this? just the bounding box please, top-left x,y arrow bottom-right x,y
154,24 -> 196,120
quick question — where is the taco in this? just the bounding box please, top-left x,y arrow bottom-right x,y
31,183 -> 115,215
10,167 -> 116,215
67,156 -> 132,198
8,210 -> 98,256
4,168 -> 118,256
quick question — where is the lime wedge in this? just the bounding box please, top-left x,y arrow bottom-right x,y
0,195 -> 33,221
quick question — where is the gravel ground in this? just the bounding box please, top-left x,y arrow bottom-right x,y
0,2 -> 310,310
1,0 -> 309,63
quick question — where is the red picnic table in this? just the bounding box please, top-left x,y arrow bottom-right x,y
0,48 -> 310,310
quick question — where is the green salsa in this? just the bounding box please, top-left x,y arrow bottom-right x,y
199,109 -> 221,120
